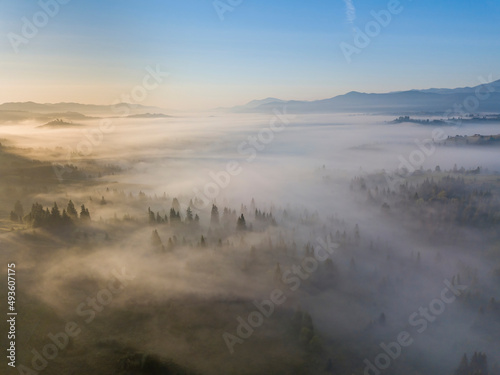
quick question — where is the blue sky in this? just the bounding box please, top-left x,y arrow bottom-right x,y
1,0 -> 499,110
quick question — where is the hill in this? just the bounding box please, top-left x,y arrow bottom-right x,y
125,113 -> 173,119
37,119 -> 82,128
0,110 -> 97,124
226,80 -> 500,114
0,102 -> 169,116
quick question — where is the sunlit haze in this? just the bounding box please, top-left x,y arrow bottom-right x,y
1,0 -> 499,110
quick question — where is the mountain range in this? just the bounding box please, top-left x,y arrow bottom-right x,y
0,101 -> 168,115
226,80 -> 500,114
0,102 -> 171,123
2,80 -> 500,120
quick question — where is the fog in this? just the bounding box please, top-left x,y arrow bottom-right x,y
1,112 -> 499,374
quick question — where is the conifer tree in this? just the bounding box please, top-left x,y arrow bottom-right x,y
80,205 -> 91,221
211,204 -> 220,226
186,207 -> 193,222
67,200 -> 78,218
14,200 -> 24,219
237,214 -> 246,230
151,229 -> 163,248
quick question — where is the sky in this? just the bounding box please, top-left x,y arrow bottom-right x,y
0,0 -> 499,111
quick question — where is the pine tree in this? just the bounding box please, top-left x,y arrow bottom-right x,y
151,229 -> 163,248
237,214 -> 246,230
148,207 -> 156,223
211,204 -> 220,226
167,237 -> 174,251
470,352 -> 488,375
29,203 -> 46,228
51,202 -> 61,220
61,210 -> 72,226
170,208 -> 180,223
186,207 -> 193,222
80,204 -> 91,221
14,200 -> 24,219
455,353 -> 469,375
49,202 -> 62,227
66,200 -> 78,218
171,197 -> 181,212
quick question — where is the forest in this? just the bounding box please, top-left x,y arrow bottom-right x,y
1,120 -> 499,375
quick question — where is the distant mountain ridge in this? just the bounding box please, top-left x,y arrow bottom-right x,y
0,102 -> 168,115
3,79 -> 500,116
0,102 -> 172,124
126,113 -> 173,119
227,80 -> 500,114
0,110 -> 98,124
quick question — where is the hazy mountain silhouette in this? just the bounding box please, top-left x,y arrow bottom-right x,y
227,80 -> 500,114
0,102 -> 168,115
